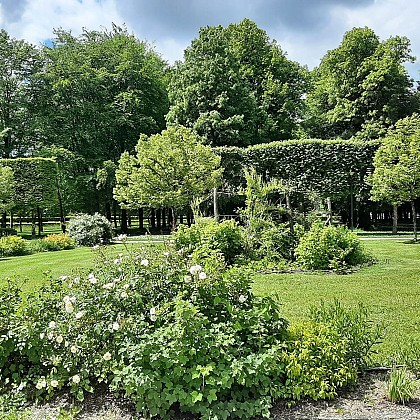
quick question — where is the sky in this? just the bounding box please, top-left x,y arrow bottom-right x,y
0,0 -> 419,80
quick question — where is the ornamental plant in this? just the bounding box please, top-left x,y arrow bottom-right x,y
0,236 -> 28,257
295,222 -> 372,271
67,213 -> 113,246
0,243 -> 380,418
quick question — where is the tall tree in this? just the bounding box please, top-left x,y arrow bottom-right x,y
0,30 -> 41,157
167,19 -> 308,147
305,27 -> 416,140
368,114 -> 420,241
32,24 -> 169,165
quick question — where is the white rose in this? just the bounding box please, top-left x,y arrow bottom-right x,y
65,301 -> 74,313
103,352 -> 111,361
198,272 -> 207,280
70,346 -> 78,354
48,321 -> 56,329
72,374 -> 80,384
140,259 -> 149,266
50,379 -> 59,388
112,322 -> 119,331
56,335 -> 63,344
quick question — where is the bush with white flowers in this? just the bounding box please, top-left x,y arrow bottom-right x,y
0,244 -> 379,418
67,213 -> 113,246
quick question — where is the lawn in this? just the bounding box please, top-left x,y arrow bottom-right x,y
252,239 -> 420,365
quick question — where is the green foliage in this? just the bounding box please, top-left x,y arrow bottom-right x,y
167,19 -> 308,146
217,139 -> 379,199
173,218 -> 245,265
0,30 -> 41,158
295,222 -> 372,270
0,166 -> 16,212
67,213 -> 113,246
114,126 -> 223,210
0,243 -> 382,418
305,27 -> 415,140
240,169 -> 301,263
387,367 -> 418,404
41,234 -> 76,251
0,236 -> 28,257
32,25 -> 169,164
0,158 -> 58,212
308,301 -> 383,371
369,114 -> 420,206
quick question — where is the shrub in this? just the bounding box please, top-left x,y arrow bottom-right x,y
173,218 -> 245,265
387,367 -> 418,404
0,246 -> 380,418
0,236 -> 28,257
42,234 -> 75,251
294,222 -> 372,270
67,213 -> 113,246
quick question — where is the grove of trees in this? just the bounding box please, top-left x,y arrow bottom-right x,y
1,20 -> 420,232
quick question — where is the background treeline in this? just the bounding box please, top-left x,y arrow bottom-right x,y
1,20 -> 419,231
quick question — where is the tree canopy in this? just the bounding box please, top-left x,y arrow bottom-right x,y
167,19 -> 308,147
31,24 -> 169,165
0,30 -> 40,157
305,27 -> 416,140
114,126 -> 223,211
368,114 -> 420,239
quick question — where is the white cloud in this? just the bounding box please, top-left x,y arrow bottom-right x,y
4,0 -> 123,45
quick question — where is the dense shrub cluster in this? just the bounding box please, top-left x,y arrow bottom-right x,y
32,234 -> 76,252
67,213 -> 113,246
173,217 -> 245,266
0,236 -> 28,257
295,222 -> 372,270
0,244 -> 380,418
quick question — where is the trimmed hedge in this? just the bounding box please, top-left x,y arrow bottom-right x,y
0,158 -> 58,212
216,139 -> 380,198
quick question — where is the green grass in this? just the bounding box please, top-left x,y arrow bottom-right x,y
0,243 -> 141,291
252,239 -> 420,365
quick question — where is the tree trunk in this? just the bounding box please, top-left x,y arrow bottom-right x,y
58,188 -> 66,233
1,213 -> 6,229
31,209 -> 36,239
120,208 -> 128,234
350,192 -> 354,230
37,206 -> 43,236
171,207 -> 177,231
9,213 -> 13,229
105,201 -> 112,221
411,200 -> 417,242
392,205 -> 398,235
112,201 -> 118,229
19,215 -> 22,233
213,187 -> 219,222
139,208 -> 144,231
